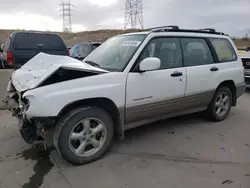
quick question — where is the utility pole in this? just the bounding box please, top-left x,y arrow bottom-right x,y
59,0 -> 73,32
124,0 -> 143,30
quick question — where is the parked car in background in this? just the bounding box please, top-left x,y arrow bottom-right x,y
240,51 -> 250,87
1,31 -> 69,69
70,42 -> 101,60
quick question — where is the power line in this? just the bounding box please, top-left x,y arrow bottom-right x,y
124,0 -> 144,30
59,1 -> 73,32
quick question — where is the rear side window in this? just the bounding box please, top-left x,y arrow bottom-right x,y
13,33 -> 66,50
209,38 -> 237,62
181,38 -> 214,67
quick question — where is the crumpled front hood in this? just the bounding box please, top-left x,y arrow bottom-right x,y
11,52 -> 108,92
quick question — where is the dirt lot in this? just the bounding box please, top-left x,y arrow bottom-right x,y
0,91 -> 249,188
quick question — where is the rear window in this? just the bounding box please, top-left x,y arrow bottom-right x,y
209,38 -> 237,62
13,33 -> 66,50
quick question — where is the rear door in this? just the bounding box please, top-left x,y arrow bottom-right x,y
13,33 -> 67,68
180,37 -> 218,107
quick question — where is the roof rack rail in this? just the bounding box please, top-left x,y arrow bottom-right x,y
146,25 -> 179,32
147,26 -> 225,35
198,28 -> 216,33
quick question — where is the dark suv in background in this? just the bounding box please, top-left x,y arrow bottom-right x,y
70,42 -> 101,60
0,31 -> 69,69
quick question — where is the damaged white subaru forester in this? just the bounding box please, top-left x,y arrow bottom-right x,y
5,26 -> 246,165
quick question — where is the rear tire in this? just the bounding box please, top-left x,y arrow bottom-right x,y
207,87 -> 232,122
54,107 -> 114,165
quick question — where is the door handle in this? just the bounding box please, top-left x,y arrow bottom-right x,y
171,71 -> 183,77
210,67 -> 219,72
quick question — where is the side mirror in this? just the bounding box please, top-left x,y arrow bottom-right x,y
139,57 -> 161,72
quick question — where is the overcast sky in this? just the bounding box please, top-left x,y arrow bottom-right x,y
0,0 -> 249,37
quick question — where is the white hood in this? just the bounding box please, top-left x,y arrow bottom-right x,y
11,53 -> 108,92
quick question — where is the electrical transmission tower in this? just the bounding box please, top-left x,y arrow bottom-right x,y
59,1 -> 73,32
124,0 -> 143,30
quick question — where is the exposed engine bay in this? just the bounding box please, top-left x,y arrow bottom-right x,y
39,67 -> 97,87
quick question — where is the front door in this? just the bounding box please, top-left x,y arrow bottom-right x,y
125,37 -> 186,124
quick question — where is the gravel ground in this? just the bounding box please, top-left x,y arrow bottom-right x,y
0,91 -> 249,188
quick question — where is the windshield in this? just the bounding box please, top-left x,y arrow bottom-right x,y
84,34 -> 147,71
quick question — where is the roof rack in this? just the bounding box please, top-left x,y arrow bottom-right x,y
197,28 -> 216,33
146,25 -> 225,35
147,25 -> 180,31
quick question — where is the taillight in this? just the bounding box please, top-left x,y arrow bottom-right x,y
66,51 -> 70,56
7,51 -> 13,65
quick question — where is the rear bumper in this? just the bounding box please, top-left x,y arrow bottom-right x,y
236,82 -> 246,98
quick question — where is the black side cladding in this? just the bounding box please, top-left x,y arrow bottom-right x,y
38,68 -> 99,87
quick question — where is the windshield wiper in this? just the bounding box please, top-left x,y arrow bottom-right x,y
84,60 -> 100,68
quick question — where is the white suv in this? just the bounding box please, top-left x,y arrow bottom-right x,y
5,26 -> 246,165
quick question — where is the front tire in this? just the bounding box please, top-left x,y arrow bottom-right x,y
55,107 -> 114,165
207,87 -> 232,122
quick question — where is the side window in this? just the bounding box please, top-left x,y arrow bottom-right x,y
209,38 -> 237,62
138,37 -> 182,69
181,38 -> 214,67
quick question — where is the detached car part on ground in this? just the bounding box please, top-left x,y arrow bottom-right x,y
4,26 -> 246,165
